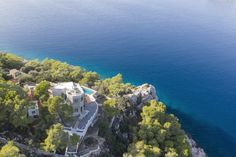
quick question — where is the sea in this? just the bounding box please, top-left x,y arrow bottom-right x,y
0,0 -> 236,156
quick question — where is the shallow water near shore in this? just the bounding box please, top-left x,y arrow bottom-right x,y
1,0 -> 236,156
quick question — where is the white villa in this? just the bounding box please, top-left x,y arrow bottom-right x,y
24,81 -> 98,156
49,82 -> 85,117
48,82 -> 99,156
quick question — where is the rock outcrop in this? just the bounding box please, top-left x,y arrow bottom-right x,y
126,83 -> 158,108
187,136 -> 208,157
115,84 -> 207,157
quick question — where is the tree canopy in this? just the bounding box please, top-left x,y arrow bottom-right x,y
103,98 -> 120,120
68,133 -> 80,146
124,100 -> 191,157
79,71 -> 99,87
95,73 -> 133,97
0,141 -> 25,157
6,57 -> 99,85
47,96 -> 73,124
0,67 -> 4,81
0,53 -> 193,157
42,123 -> 69,153
34,80 -> 50,102
0,81 -> 31,128
0,53 -> 24,69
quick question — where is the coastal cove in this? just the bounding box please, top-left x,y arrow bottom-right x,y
1,0 -> 236,156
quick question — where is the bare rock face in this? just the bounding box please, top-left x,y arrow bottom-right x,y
186,136 -> 208,157
126,83 -> 158,107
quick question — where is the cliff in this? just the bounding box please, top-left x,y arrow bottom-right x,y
187,136 -> 207,157
124,83 -> 207,157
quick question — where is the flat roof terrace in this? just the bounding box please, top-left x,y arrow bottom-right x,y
64,101 -> 98,137
76,102 -> 98,130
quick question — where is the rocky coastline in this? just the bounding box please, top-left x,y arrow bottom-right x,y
125,83 -> 207,157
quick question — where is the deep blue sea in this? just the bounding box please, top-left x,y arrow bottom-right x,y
1,0 -> 236,156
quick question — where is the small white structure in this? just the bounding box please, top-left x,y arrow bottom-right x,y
28,101 -> 39,118
24,83 -> 36,91
49,82 -> 85,117
9,69 -> 21,79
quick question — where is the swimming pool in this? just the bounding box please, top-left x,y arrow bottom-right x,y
82,87 -> 94,95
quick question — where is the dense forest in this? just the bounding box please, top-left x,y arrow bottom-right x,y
0,53 -> 191,157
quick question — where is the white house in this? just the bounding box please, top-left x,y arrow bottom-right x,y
49,82 -> 85,117
28,101 -> 39,118
48,82 -> 99,156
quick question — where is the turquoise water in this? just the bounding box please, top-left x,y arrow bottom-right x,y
1,0 -> 236,156
82,87 -> 94,95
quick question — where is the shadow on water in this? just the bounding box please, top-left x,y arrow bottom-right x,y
167,107 -> 236,157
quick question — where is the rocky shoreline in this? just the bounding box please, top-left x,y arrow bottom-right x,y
187,136 -> 207,157
126,83 -> 207,157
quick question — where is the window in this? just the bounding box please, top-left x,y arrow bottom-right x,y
81,96 -> 84,102
81,106 -> 83,113
32,111 -> 36,114
75,108 -> 79,112
74,98 -> 78,103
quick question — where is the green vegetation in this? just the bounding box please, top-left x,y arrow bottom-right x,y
41,123 -> 69,153
0,67 -> 4,81
80,71 -> 99,87
0,53 -> 99,155
0,141 -> 25,157
0,53 -> 191,157
0,53 -> 24,69
21,58 -> 99,84
34,80 -> 50,102
0,81 -> 31,128
68,133 -> 80,146
95,73 -> 133,98
0,53 -> 99,84
124,100 -> 191,157
95,74 -> 136,156
33,106 -> 55,141
0,53 -> 96,155
103,98 -> 120,119
47,96 -> 73,124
